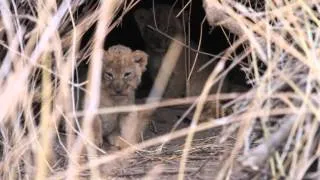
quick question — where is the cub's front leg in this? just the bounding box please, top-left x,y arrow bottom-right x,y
119,111 -> 151,149
100,114 -> 122,148
93,115 -> 122,149
93,115 -> 103,147
106,113 -> 130,149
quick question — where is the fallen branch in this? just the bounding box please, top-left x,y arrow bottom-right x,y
238,116 -> 295,170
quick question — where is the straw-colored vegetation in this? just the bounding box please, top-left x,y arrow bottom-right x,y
0,0 -> 319,179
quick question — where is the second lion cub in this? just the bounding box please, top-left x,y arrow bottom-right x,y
95,45 -> 148,148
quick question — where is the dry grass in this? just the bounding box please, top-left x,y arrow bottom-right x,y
0,0 -> 319,179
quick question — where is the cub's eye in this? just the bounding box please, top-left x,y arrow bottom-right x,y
104,72 -> 113,80
123,72 -> 132,79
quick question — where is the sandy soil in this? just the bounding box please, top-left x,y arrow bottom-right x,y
52,105 -> 244,180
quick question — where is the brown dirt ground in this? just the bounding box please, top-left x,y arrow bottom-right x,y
53,107 -> 244,180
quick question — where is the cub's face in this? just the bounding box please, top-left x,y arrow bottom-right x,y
102,45 -> 148,97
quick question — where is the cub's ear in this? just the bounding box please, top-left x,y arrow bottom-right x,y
103,51 -> 112,62
132,50 -> 148,72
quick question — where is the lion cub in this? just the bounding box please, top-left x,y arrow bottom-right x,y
134,5 -> 227,99
134,5 -> 227,118
96,45 -> 148,148
134,5 -> 247,119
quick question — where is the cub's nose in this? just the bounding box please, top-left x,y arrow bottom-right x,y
114,86 -> 123,94
113,82 -> 124,95
115,88 -> 122,94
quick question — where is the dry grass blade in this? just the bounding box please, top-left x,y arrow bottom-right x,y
66,0 -> 123,179
0,0 -> 319,179
179,57 -> 226,180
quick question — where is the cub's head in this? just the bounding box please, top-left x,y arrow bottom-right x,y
102,45 -> 148,97
134,5 -> 185,52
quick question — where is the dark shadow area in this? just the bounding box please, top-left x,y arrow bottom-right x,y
76,0 -> 251,99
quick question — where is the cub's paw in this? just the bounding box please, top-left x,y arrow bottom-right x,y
116,136 -> 131,149
108,134 -> 131,150
95,134 -> 103,147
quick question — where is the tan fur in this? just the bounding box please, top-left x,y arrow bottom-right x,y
95,45 -> 148,148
